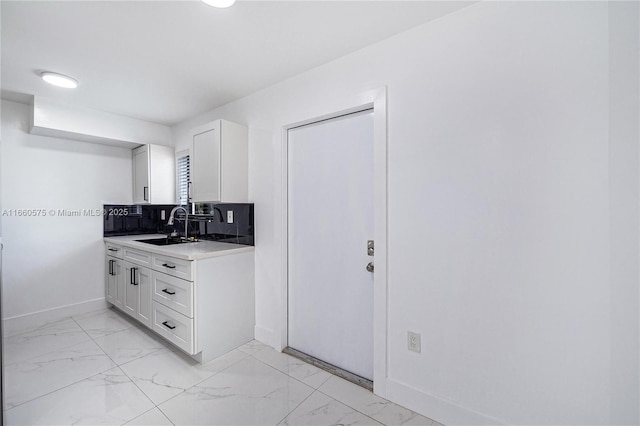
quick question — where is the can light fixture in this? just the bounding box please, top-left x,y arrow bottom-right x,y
40,71 -> 78,89
202,0 -> 236,8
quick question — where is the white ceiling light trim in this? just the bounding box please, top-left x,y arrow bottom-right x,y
41,71 -> 78,88
202,0 -> 236,8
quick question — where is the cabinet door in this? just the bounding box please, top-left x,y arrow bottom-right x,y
114,259 -> 125,309
192,126 -> 220,202
122,262 -> 138,317
106,257 -> 124,309
133,145 -> 150,203
220,120 -> 249,202
136,266 -> 152,328
105,257 -> 117,305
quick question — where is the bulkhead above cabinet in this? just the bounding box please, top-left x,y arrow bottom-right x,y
29,96 -> 172,148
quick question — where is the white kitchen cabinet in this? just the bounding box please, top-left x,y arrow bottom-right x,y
105,256 -> 124,310
122,261 -> 152,328
190,119 -> 248,203
132,144 -> 176,204
104,240 -> 254,363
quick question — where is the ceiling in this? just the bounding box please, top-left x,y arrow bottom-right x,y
1,1 -> 472,126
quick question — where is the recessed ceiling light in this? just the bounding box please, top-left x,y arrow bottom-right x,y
41,72 -> 78,89
202,0 -> 236,8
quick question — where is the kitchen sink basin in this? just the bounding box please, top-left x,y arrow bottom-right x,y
136,237 -> 197,246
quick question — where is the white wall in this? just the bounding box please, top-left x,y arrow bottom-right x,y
609,2 -> 640,423
173,2 -> 638,424
1,100 -> 133,325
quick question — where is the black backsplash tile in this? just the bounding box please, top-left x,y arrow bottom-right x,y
103,203 -> 254,246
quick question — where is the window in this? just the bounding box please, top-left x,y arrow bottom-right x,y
176,150 -> 190,205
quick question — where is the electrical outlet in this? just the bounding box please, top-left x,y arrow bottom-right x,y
227,210 -> 234,224
160,210 -> 166,221
408,331 -> 421,353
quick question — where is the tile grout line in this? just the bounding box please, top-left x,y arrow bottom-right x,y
246,348 -> 380,426
70,312 -> 164,425
4,314 -> 121,412
73,307 -> 177,411
313,378 -> 425,426
248,349 -> 325,391
153,348 -> 254,416
122,406 -> 175,426
272,388 -> 318,426
154,404 -> 176,426
3,318 -> 95,366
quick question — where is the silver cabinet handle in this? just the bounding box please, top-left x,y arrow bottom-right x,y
366,262 -> 374,273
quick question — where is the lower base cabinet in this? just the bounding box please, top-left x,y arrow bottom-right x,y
105,257 -> 121,307
122,262 -> 152,328
105,242 -> 254,364
152,301 -> 195,353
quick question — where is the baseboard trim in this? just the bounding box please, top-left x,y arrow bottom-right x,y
254,324 -> 277,348
3,298 -> 108,336
385,378 -> 505,426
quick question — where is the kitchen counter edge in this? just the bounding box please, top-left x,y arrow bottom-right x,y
103,234 -> 255,261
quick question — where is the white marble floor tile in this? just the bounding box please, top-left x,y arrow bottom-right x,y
201,348 -> 250,371
159,356 -> 314,426
4,339 -> 116,410
252,347 -> 332,389
401,415 -> 436,426
73,308 -> 135,339
126,407 -> 174,425
3,317 -> 71,339
120,348 -> 222,405
237,339 -> 270,355
5,367 -> 154,425
279,391 -> 383,426
94,327 -> 168,365
319,376 -> 426,426
3,318 -> 91,365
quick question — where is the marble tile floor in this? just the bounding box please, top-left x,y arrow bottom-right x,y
2,308 -> 442,426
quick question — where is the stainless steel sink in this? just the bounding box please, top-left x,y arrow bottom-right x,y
136,237 -> 197,246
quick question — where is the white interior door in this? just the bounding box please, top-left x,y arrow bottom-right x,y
288,109 -> 374,380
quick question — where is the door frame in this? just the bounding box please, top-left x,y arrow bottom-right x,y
280,87 -> 388,396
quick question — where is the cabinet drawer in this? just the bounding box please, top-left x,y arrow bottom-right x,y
152,272 -> 193,318
123,247 -> 152,266
152,301 -> 195,354
151,254 -> 192,281
105,243 -> 123,259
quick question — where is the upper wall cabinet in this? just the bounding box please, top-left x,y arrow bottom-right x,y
190,119 -> 248,203
133,144 -> 176,204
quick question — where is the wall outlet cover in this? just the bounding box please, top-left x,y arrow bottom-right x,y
227,210 -> 234,223
408,331 -> 421,353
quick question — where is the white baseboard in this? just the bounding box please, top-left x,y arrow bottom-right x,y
3,298 -> 108,337
385,378 -> 505,426
254,324 -> 279,349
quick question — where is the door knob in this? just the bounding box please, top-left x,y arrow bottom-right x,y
366,262 -> 374,273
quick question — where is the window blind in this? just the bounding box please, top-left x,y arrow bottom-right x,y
177,153 -> 190,205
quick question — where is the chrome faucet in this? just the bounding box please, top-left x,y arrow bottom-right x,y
167,206 -> 189,240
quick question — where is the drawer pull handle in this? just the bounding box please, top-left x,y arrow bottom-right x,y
162,263 -> 176,269
162,289 -> 176,295
130,267 -> 138,285
162,321 -> 176,330
108,248 -> 119,252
